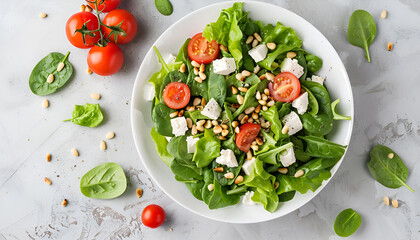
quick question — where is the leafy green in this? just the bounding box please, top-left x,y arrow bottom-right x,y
193,130 -> 221,168
257,142 -> 294,165
151,102 -> 176,136
252,188 -> 279,212
171,158 -> 203,182
334,208 -> 362,237
213,155 -> 244,186
294,50 -> 307,80
331,99 -> 351,120
63,103 -> 104,128
260,105 -> 286,141
305,53 -> 323,73
29,52 -> 73,96
290,136 -> 311,162
254,131 -> 277,155
302,85 -> 319,116
185,181 -> 204,201
347,10 -> 377,62
233,80 -> 267,118
368,145 -> 414,192
278,103 -> 292,119
201,169 -> 241,209
80,162 -> 127,199
167,136 -> 193,161
278,190 -> 296,202
298,135 -> 346,159
154,0 -> 173,16
150,127 -> 174,167
176,39 -> 193,73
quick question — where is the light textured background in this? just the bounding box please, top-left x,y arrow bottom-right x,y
1,0 -> 419,239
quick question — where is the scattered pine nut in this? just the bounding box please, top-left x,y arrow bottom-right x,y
106,131 -> 115,139
387,42 -> 393,51
57,62 -> 65,72
237,95 -> 244,105
247,151 -> 253,160
201,98 -> 206,106
211,120 -> 219,126
392,199 -> 399,208
219,44 -> 228,52
232,121 -> 239,128
241,70 -> 251,77
244,107 -> 255,115
274,181 -> 280,190
255,105 -> 261,113
197,120 -> 206,126
235,126 -> 240,134
44,177 -> 52,185
47,74 -> 54,83
267,100 -> 275,107
287,51 -> 297,58
252,39 -> 259,48
191,125 -> 198,135
196,125 -> 204,132
199,63 -> 205,73
236,73 -> 244,81
281,125 -> 289,135
253,65 -> 260,74
169,228 -> 173,232
91,93 -> 101,100
277,167 -> 288,174
199,72 -> 207,80
191,60 -> 200,68
253,32 -> 262,42
179,63 -> 186,73
194,76 -> 203,83
219,136 -> 227,141
169,111 -> 179,118
187,106 -> 196,112
193,97 -> 201,106
388,153 -> 394,159
251,145 -> 259,151
186,118 -> 193,128
71,148 -> 79,157
238,87 -> 248,93
240,115 -> 249,125
62,199 -> 68,207
85,5 -> 93,12
266,42 -> 276,50
177,110 -> 184,117
294,169 -> 304,178
265,72 -> 275,81
46,153 -> 51,162
224,172 -> 234,179
86,67 -> 93,75
256,91 -> 261,100
256,137 -> 263,145
213,167 -> 224,172
259,74 -> 267,80
221,124 -> 228,130
235,175 -> 244,184
381,10 -> 387,19
204,120 -> 212,129
80,4 -> 86,12
246,35 -> 254,44
42,99 -> 49,108
193,67 -> 199,75
213,125 -> 222,134
262,105 -> 268,111
221,130 -> 229,136
258,100 -> 267,106
232,86 -> 238,95
100,140 -> 107,151
207,183 -> 214,191
136,188 -> 143,198
264,88 -> 270,96
261,94 -> 268,101
383,196 -> 390,206
39,13 -> 47,18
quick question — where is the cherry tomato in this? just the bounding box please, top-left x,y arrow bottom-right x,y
268,72 -> 301,102
87,42 -> 124,76
102,9 -> 138,44
141,204 -> 165,229
87,0 -> 121,12
187,33 -> 220,64
162,82 -> 191,109
235,123 -> 261,152
65,12 -> 100,49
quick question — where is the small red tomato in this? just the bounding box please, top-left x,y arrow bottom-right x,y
141,204 -> 166,229
187,33 -> 220,64
65,12 -> 100,48
162,82 -> 191,109
268,72 -> 301,102
87,42 -> 124,76
102,9 -> 138,44
235,123 -> 261,152
87,0 -> 121,12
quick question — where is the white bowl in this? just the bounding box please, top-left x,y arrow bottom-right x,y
131,1 -> 354,223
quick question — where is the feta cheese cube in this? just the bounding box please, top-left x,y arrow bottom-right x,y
242,157 -> 256,175
144,83 -> 155,102
186,136 -> 199,154
248,45 -> 268,63
280,58 -> 304,78
292,92 -> 309,115
282,111 -> 303,135
166,53 -> 176,64
311,75 -> 325,85
279,146 -> 296,167
165,137 -> 172,142
215,149 -> 238,167
201,98 -> 221,120
213,57 -> 236,75
170,117 -> 188,137
242,191 -> 256,205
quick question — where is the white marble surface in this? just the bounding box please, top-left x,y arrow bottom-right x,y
0,0 -> 419,239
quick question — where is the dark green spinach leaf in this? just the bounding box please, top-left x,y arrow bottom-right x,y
63,103 -> 104,128
298,135 -> 346,159
305,53 -> 323,73
347,10 -> 376,62
331,99 -> 351,120
334,208 -> 362,237
193,129 -> 221,168
150,127 -> 174,167
154,0 -> 173,16
151,102 -> 176,136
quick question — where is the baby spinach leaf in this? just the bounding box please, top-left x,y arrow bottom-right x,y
254,131 -> 277,155
261,105 -> 286,141
331,99 -> 351,120
29,52 -> 73,96
257,142 -> 293,165
278,190 -> 296,202
347,10 -> 376,62
150,127 -> 174,167
193,130 -> 221,168
368,145 -> 414,192
167,136 -> 193,161
278,103 -> 292,119
63,103 -> 104,128
252,188 -> 279,212
334,208 -> 362,237
154,0 -> 173,16
294,50 -> 307,80
302,85 -> 319,116
171,158 -> 203,182
185,181 -> 204,201
213,155 -> 244,186
233,80 -> 267,118
201,169 -> 241,209
298,135 -> 346,159
151,102 -> 176,136
290,136 -> 312,162
305,53 -> 323,73
80,162 -> 127,199
176,39 -> 193,73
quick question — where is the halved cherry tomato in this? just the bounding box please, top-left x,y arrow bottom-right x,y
87,42 -> 124,76
87,0 -> 121,13
102,9 -> 138,44
236,123 -> 261,152
268,72 -> 301,102
162,82 -> 191,109
187,33 -> 220,64
65,12 -> 100,49
141,204 -> 165,229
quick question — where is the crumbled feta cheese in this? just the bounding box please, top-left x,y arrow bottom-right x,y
282,111 -> 303,135
248,45 -> 268,63
186,136 -> 199,154
292,92 -> 309,115
243,191 -> 256,205
201,98 -> 221,120
170,117 -> 188,137
279,146 -> 296,167
165,137 -> 172,142
213,57 -> 236,75
215,149 -> 238,167
144,83 -> 155,102
311,75 -> 325,85
166,53 -> 176,64
242,158 -> 256,175
280,58 -> 304,78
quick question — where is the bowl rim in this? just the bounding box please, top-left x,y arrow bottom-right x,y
130,0 -> 354,223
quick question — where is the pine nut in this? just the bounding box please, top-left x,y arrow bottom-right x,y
253,32 -> 262,42
136,188 -> 143,198
196,105 -> 203,111
42,99 -> 49,108
169,111 -> 179,118
86,67 -> 93,75
100,140 -> 107,151
294,169 -> 304,178
221,130 -> 229,136
266,72 -> 275,81
253,65 -> 260,74
236,73 -> 244,81
212,120 -> 219,126
383,196 -> 390,206
199,72 -> 207,80
221,124 -> 229,130
191,60 -> 200,68
71,148 -> 79,156
224,172 -> 234,179
201,98 -> 206,106
231,103 -> 240,108
39,13 -> 47,18
213,125 -> 222,134
179,63 -> 186,73
214,167 -> 224,172
178,110 -> 184,117
381,10 -> 387,19
259,74 -> 267,80
62,199 -> 68,207
197,120 -> 206,126
262,94 -> 268,101
244,107 -> 255,114
207,183 -> 215,191
188,106 -> 196,112
106,131 -> 115,139
46,153 -> 51,162
392,199 -> 399,208
194,67 -> 199,75
252,39 -> 259,48
193,98 -> 201,106
241,115 -> 249,124
238,87 -> 248,93
277,167 -> 288,174
85,5 -> 93,12
388,153 -> 394,159
186,118 -> 193,128
264,88 -> 270,96
258,100 -> 267,105
232,86 -> 238,94
237,95 -> 244,104
47,74 -> 54,83
242,70 -> 251,77
255,91 -> 261,100
387,42 -> 393,51
91,93 -> 101,100
219,44 -> 228,52
247,151 -> 253,160
235,126 -> 240,134
238,113 -> 246,121
232,121 -> 239,128
246,35 -> 254,44
44,177 -> 52,185
80,4 -> 86,12
266,42 -> 276,50
267,100 -> 275,107
200,63 -> 205,72
196,125 -> 204,132
255,105 -> 261,113
252,112 -> 259,120
256,137 -> 263,145
235,175 -> 244,184
274,181 -> 280,189
219,136 -> 227,140
251,145 -> 259,151
57,62 -> 65,72
287,51 -> 297,58
195,77 -> 203,83
281,125 -> 289,135
192,125 -> 198,135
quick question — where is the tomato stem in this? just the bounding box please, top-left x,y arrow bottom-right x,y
93,0 -> 105,46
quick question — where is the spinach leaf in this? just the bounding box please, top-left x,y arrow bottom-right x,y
254,131 -> 277,155
184,110 -> 212,124
201,169 -> 241,209
334,208 -> 362,237
193,130 -> 221,168
233,80 -> 267,118
302,85 -> 319,116
80,162 -> 127,199
294,50 -> 307,80
257,142 -> 293,165
167,136 -> 193,161
261,105 -> 286,141
176,39 -> 193,73
151,102 -> 176,136
150,127 -> 174,167
298,135 -> 346,159
305,53 -> 323,73
171,158 -> 203,181
185,181 -> 204,201
213,155 -> 244,186
331,99 -> 351,120
29,52 -> 73,96
252,188 -> 279,212
278,190 -> 296,202
278,102 -> 292,119
368,145 -> 414,192
63,103 -> 104,128
154,0 -> 173,16
290,136 -> 312,162
347,10 -> 376,62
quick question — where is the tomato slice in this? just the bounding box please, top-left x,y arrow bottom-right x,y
187,33 -> 220,64
162,82 -> 191,109
235,123 -> 261,152
268,72 -> 301,102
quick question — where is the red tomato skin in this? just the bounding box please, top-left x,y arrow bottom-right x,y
141,204 -> 166,229
187,33 -> 220,64
87,42 -> 124,76
268,72 -> 301,103
163,82 -> 191,109
236,123 -> 261,152
87,0 -> 121,12
65,12 -> 100,49
102,9 -> 138,44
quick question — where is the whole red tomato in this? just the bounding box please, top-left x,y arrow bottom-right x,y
141,204 -> 165,229
87,42 -> 124,76
87,0 -> 121,12
65,12 -> 100,48
102,9 -> 138,44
